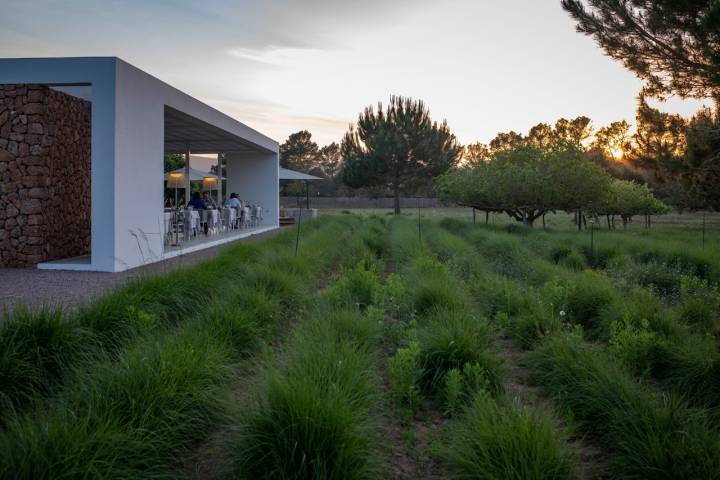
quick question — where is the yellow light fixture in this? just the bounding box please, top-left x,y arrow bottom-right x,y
202,175 -> 218,190
167,172 -> 185,188
167,172 -> 186,208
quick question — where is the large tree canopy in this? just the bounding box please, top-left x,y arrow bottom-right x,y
341,96 -> 462,213
437,144 -> 611,226
562,0 -> 720,101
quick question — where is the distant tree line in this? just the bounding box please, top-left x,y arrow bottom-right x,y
281,0 -> 720,216
281,103 -> 714,218
561,0 -> 720,211
437,137 -> 669,228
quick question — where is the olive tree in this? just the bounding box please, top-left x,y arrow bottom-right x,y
437,144 -> 610,227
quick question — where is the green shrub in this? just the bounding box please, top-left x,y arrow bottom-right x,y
442,362 -> 493,416
327,263 -> 383,310
479,275 -> 531,317
202,301 -> 262,352
76,268 -> 219,347
0,328 -> 232,478
580,243 -> 620,269
404,258 -> 468,315
0,216 -> 364,472
528,333 -> 720,479
442,368 -> 464,416
233,288 -> 284,330
480,236 -> 531,279
565,271 -> 616,334
558,250 -> 586,271
306,307 -> 382,351
361,221 -> 387,258
675,275 -> 720,336
442,391 -> 577,480
598,287 -> 692,347
234,326 -> 381,479
0,307 -> 93,421
548,244 -> 573,264
246,266 -> 302,303
505,223 -> 531,235
608,315 -> 658,376
650,336 -> 720,412
388,341 -> 423,415
509,309 -> 564,350
416,310 -> 502,395
622,260 -> 691,299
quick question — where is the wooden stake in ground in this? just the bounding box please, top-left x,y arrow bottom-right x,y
295,205 -> 302,256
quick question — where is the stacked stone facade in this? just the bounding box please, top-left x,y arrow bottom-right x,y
0,84 -> 91,267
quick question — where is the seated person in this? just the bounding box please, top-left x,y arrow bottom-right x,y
187,192 -> 207,210
203,191 -> 218,209
225,192 -> 241,208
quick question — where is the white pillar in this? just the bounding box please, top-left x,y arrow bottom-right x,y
217,153 -> 223,206
185,147 -> 191,205
226,151 -> 279,227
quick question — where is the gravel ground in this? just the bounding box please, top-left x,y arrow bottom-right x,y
0,228 -> 283,314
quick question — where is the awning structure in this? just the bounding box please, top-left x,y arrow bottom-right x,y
279,167 -> 322,209
279,167 -> 322,181
164,106 -> 274,155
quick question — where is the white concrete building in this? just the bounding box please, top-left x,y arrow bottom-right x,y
0,57 -> 279,272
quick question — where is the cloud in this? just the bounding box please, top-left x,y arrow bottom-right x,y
226,46 -> 325,67
202,94 -> 350,145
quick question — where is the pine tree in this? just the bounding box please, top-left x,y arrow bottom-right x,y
341,96 -> 461,214
562,0 -> 720,102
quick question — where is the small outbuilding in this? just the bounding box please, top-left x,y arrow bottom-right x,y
0,57 -> 279,272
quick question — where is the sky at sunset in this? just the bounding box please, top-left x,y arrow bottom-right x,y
0,0 -> 712,147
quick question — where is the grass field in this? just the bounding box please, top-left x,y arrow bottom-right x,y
1,212 -> 719,479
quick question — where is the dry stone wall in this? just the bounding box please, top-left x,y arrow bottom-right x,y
0,84 -> 91,267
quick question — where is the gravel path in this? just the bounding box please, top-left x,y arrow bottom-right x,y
0,228 -> 283,314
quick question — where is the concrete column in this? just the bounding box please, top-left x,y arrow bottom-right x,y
217,153 -> 223,206
225,150 -> 279,227
185,147 -> 191,204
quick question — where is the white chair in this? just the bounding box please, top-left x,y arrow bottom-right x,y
222,207 -> 237,231
184,208 -> 199,238
242,206 -> 251,228
206,209 -> 220,235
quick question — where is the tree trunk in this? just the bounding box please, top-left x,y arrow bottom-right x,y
393,184 -> 400,214
485,211 -> 489,225
524,214 -> 533,227
542,212 -> 546,229
577,209 -> 582,231
606,214 -> 611,229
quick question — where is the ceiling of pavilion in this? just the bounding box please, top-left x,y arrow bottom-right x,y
164,106 -> 266,155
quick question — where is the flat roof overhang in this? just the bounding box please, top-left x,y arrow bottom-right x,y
164,106 -> 272,155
